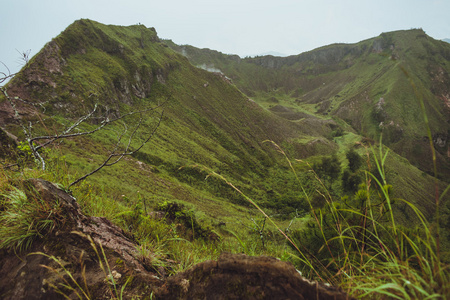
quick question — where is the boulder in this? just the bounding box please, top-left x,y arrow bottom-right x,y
0,179 -> 161,299
156,252 -> 353,300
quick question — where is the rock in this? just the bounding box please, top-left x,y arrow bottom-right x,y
156,252 -> 353,300
26,179 -> 149,272
0,179 -> 161,299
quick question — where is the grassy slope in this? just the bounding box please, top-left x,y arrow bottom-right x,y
1,20 -> 444,226
2,19 -> 319,228
167,29 -> 450,180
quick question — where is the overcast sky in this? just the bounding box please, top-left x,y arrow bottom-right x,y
1,0 -> 450,76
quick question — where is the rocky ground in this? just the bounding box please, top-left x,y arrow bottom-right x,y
0,179 -> 353,299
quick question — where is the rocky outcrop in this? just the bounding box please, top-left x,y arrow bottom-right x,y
6,40 -> 66,102
0,179 -> 162,299
156,252 -> 353,300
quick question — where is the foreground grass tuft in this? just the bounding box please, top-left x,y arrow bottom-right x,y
0,185 -> 63,251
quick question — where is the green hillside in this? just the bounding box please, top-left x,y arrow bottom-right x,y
1,20 -> 449,298
2,19 -> 328,222
2,20 -> 444,221
166,29 -> 450,179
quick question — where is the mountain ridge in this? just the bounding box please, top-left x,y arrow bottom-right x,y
166,28 -> 450,179
2,19 -> 327,216
2,19 -> 446,218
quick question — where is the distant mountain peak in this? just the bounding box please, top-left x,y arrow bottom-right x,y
248,51 -> 288,57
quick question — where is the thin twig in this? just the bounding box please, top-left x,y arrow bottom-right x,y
68,108 -> 164,188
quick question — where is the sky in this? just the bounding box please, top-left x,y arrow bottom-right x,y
1,0 -> 450,77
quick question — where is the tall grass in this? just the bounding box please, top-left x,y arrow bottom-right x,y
335,143 -> 449,298
205,141 -> 449,299
33,232 -> 132,300
2,117 -> 447,298
0,183 -> 63,251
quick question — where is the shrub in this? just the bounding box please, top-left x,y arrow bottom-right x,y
292,145 -> 449,298
313,153 -> 341,186
156,201 -> 217,241
346,148 -> 362,172
341,169 -> 361,193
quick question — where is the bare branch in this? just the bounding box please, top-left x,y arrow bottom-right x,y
30,100 -> 167,154
32,104 -> 102,152
1,50 -> 30,85
3,84 -> 168,171
1,88 -> 51,169
0,61 -> 13,85
15,49 -> 30,66
68,108 -> 164,188
11,95 -> 49,110
2,55 -> 168,184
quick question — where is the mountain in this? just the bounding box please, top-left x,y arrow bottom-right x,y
2,19 -> 336,218
1,20 -> 446,220
250,51 -> 288,57
1,20 -> 449,299
443,38 -> 450,44
166,29 -> 450,180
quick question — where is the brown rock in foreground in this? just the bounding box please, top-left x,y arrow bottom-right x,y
0,179 -> 162,300
156,252 -> 353,300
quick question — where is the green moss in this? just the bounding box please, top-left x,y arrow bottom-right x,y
115,258 -> 124,267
